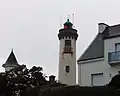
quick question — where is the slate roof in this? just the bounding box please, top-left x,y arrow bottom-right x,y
2,50 -> 19,67
103,24 -> 120,39
77,33 -> 104,62
77,24 -> 120,62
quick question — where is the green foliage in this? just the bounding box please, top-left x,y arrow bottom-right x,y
1,67 -> 120,96
0,73 -> 7,92
108,74 -> 120,89
23,87 -> 40,96
0,64 -> 47,96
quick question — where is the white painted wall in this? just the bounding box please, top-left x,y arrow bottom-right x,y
78,36 -> 120,86
78,58 -> 120,86
104,37 -> 120,63
3,63 -> 19,72
104,37 -> 120,80
5,66 -> 15,71
58,37 -> 76,85
78,58 -> 111,86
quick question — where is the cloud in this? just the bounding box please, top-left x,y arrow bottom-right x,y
0,0 -> 120,83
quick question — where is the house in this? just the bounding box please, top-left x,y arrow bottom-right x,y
77,23 -> 120,86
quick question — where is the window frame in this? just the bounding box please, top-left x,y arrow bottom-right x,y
64,40 -> 72,53
65,40 -> 71,47
91,73 -> 104,86
115,43 -> 120,52
65,65 -> 70,73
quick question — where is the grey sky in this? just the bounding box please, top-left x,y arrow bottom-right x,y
0,0 -> 120,80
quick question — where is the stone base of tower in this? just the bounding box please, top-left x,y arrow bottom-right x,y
58,77 -> 76,85
58,52 -> 76,85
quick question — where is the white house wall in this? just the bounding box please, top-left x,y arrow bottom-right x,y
104,37 -> 120,79
78,59 -> 111,86
78,36 -> 120,86
5,66 -> 14,71
104,37 -> 120,63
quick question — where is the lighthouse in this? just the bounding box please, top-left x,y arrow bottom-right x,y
58,19 -> 78,85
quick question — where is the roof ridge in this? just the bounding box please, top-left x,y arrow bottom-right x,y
110,24 -> 120,27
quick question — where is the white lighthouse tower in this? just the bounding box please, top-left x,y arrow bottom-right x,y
58,19 -> 78,85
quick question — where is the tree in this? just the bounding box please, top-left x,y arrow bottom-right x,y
108,74 -> 120,89
0,73 -> 7,92
0,64 -> 47,96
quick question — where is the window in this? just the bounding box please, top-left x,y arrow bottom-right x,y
115,43 -> 120,61
65,66 -> 70,73
91,73 -> 104,86
64,40 -> 72,53
65,40 -> 71,47
115,43 -> 120,52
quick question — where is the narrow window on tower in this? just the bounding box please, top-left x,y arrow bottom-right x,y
64,40 -> 72,53
65,40 -> 71,46
65,66 -> 70,73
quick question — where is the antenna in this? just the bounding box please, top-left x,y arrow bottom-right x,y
12,48 -> 13,52
72,14 -> 74,24
72,14 -> 75,28
60,15 -> 62,28
67,15 -> 70,20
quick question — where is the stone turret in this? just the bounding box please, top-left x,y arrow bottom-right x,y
2,49 -> 19,71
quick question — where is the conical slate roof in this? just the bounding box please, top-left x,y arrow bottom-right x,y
5,50 -> 18,64
2,49 -> 19,68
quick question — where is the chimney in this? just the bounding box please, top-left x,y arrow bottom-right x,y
49,75 -> 55,83
98,23 -> 109,33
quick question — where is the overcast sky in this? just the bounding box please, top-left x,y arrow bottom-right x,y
0,0 -> 120,80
